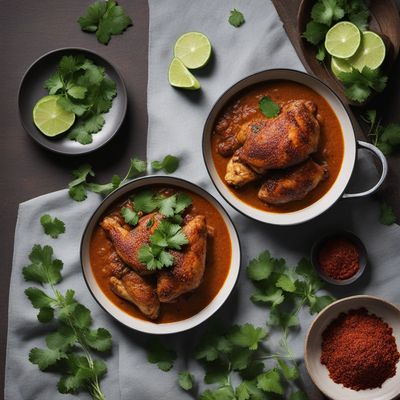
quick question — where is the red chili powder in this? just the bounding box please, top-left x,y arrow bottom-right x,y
321,308 -> 400,390
318,237 -> 360,280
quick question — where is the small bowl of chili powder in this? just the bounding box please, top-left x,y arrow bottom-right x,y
311,231 -> 367,285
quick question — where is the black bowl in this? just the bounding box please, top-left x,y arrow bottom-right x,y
18,47 -> 127,155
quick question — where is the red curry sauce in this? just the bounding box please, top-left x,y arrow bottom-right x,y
89,186 -> 232,323
211,80 -> 344,213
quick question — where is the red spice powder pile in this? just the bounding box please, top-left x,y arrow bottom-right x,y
318,236 -> 360,280
321,307 -> 400,391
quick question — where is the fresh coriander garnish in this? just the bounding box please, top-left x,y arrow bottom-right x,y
151,155 -> 180,174
78,0 -> 132,45
146,337 -> 177,371
68,157 -> 146,201
44,55 -> 117,144
23,245 -> 111,399
178,371 -> 195,391
40,214 -> 65,239
379,202 -> 396,226
120,207 -> 139,226
228,9 -> 245,28
259,96 -> 280,118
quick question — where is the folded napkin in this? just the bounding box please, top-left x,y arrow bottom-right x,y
6,1 -> 400,399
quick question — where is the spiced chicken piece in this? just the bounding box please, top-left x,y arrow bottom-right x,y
225,151 -> 259,187
157,215 -> 207,303
258,159 -> 328,205
100,212 -> 163,275
238,100 -> 321,174
107,251 -> 160,320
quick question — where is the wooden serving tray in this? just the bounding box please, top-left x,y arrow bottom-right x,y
272,0 -> 400,221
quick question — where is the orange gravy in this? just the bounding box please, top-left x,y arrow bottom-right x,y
89,186 -> 232,323
211,80 -> 344,213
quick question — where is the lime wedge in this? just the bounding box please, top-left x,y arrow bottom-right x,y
325,22 -> 361,59
174,32 -> 212,69
331,57 -> 352,77
348,31 -> 386,71
168,57 -> 200,90
33,95 -> 75,137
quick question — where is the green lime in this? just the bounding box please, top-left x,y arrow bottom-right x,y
33,95 -> 75,137
348,31 -> 386,71
174,32 -> 212,69
168,57 -> 200,90
325,21 -> 361,59
331,57 -> 352,77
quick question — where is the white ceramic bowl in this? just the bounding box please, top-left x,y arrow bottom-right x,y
202,69 -> 387,225
305,295 -> 400,400
80,176 -> 241,334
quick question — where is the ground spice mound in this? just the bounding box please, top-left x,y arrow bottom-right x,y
318,236 -> 359,280
321,307 -> 400,390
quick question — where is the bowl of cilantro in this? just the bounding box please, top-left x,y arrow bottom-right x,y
18,47 -> 127,155
80,176 -> 241,334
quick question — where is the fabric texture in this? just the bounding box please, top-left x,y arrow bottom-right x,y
5,1 -> 400,399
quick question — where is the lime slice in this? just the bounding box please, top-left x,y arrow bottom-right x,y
331,57 -> 352,77
325,22 -> 361,59
33,95 -> 75,137
174,32 -> 212,69
168,57 -> 200,90
348,31 -> 386,71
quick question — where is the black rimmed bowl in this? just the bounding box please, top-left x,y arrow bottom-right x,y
80,176 -> 241,334
202,69 -> 388,225
18,47 -> 127,155
311,231 -> 368,285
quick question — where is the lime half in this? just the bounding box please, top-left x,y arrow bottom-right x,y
325,22 -> 361,59
331,57 -> 352,77
168,57 -> 200,90
348,31 -> 386,71
33,95 -> 75,137
174,32 -> 212,69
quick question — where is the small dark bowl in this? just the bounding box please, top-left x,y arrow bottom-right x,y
18,47 -> 127,155
311,231 -> 367,285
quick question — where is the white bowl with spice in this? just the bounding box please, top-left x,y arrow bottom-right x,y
305,295 -> 400,400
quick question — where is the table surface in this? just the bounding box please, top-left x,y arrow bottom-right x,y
0,0 -> 149,395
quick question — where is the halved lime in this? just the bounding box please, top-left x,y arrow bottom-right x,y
168,57 -> 200,90
174,32 -> 212,69
348,31 -> 386,71
325,21 -> 361,59
331,57 -> 352,77
33,95 -> 75,137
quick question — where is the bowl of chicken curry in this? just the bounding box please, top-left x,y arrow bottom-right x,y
81,176 -> 241,334
203,69 -> 387,225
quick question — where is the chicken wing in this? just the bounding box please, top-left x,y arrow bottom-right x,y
107,251 -> 160,320
238,100 -> 321,173
258,159 -> 328,205
225,151 -> 259,187
100,212 -> 163,275
157,215 -> 207,303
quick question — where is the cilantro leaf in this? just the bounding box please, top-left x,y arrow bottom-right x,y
246,251 -> 274,281
275,273 -> 297,293
204,360 -> 230,385
126,157 -> 147,179
175,192 -> 192,214
269,308 -> 299,329
78,0 -> 132,45
302,21 -> 328,45
251,287 -> 284,307
311,0 -> 344,26
147,338 -> 177,371
277,359 -> 299,380
227,324 -> 267,351
259,96 -> 280,118
85,328 -> 112,352
133,190 -> 160,213
229,9 -> 245,28
37,307 -> 54,323
200,385 -> 235,400
29,348 -> 67,371
151,221 -> 188,250
151,155 -> 180,173
120,207 -> 139,226
87,174 -> 121,196
138,245 -> 164,270
158,195 -> 177,217
229,348 -> 253,371
236,381 -> 264,400
381,124 -> 400,147
308,294 -> 335,314
25,287 -> 55,309
256,369 -> 284,395
380,202 -> 396,226
68,114 -> 105,145
178,371 -> 194,391
68,164 -> 94,201
23,245 -> 63,285
40,214 -> 65,239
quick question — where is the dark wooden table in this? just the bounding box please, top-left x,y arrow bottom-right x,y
0,0 -> 149,396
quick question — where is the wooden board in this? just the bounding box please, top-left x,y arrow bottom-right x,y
272,0 -> 400,221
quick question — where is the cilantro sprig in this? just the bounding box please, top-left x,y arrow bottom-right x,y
40,214 -> 65,239
259,96 -> 280,118
228,9 -> 245,28
151,155 -> 180,174
23,245 -> 112,400
380,202 -> 396,226
44,55 -> 117,144
78,0 -> 132,45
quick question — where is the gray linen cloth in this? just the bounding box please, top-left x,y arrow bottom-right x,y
6,0 -> 400,399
